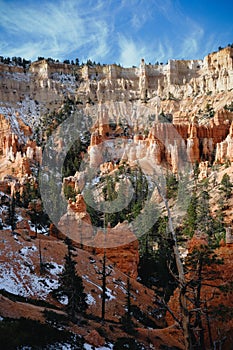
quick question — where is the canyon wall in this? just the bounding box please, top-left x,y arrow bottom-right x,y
1,47 -> 233,189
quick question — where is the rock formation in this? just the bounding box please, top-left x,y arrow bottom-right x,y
215,121 -> 233,163
57,194 -> 94,244
93,221 -> 139,278
57,193 -> 139,278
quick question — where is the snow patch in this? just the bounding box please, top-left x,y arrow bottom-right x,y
84,344 -> 113,350
0,242 -> 60,299
86,293 -> 96,305
28,221 -> 49,234
47,262 -> 63,276
19,245 -> 37,255
106,288 -> 116,301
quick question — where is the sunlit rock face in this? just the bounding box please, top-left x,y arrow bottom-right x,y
55,193 -> 139,278
57,194 -> 94,244
215,121 -> 233,163
93,221 -> 139,279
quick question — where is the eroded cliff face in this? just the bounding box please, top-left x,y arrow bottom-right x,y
51,194 -> 139,278
1,48 -> 233,174
1,47 -> 233,279
87,106 -> 232,175
1,47 -> 233,120
0,49 -> 233,348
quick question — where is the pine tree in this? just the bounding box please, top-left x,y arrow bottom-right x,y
184,244 -> 224,350
197,181 -> 213,235
6,195 -> 17,231
219,173 -> 232,205
53,238 -> 87,321
182,193 -> 198,237
115,276 -> 135,334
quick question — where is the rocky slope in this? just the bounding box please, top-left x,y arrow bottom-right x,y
1,47 -> 233,177
0,46 -> 233,349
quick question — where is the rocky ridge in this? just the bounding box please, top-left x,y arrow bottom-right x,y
1,47 -> 233,176
0,47 -> 233,349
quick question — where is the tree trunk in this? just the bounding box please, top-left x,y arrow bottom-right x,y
101,250 -> 106,321
160,190 -> 193,350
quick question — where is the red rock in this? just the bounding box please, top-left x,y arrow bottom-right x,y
16,219 -> 31,231
93,221 -> 139,278
84,330 -> 105,347
58,194 -> 94,246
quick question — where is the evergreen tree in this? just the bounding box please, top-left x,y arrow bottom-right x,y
196,181 -> 213,235
219,173 -> 232,204
182,193 -> 198,237
121,276 -> 135,334
138,216 -> 177,300
184,244 -> 224,350
52,238 -> 87,321
166,172 -> 179,199
6,195 -> 17,231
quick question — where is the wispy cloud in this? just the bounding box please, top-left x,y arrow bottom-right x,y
179,19 -> 204,59
0,0 -> 111,61
0,0 -> 231,65
118,36 -> 147,67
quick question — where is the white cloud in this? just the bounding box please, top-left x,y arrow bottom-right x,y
0,0 -> 111,61
180,20 -> 204,59
118,36 -> 146,67
0,0 -> 229,66
131,11 -> 151,31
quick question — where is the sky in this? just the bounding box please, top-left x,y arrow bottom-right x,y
0,0 -> 233,67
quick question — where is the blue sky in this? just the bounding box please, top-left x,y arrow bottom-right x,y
0,0 -> 232,67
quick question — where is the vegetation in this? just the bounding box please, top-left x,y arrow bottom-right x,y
85,165 -> 149,229
113,337 -> 146,350
0,56 -> 31,67
0,317 -> 84,349
52,238 -> 87,321
95,245 -> 113,321
1,44 -> 233,349
219,173 -> 232,202
224,100 -> 233,112
6,195 -> 17,231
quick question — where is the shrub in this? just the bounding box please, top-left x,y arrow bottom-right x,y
113,337 -> 146,350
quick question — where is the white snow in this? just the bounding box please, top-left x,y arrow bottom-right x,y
59,295 -> 69,305
83,275 -> 102,292
0,260 -> 59,298
19,245 -> 37,255
0,242 -> 61,299
84,344 -> 113,350
83,276 -> 115,302
86,293 -> 96,305
0,191 -> 10,198
0,204 -> 8,217
91,177 -> 101,186
47,262 -> 63,275
106,288 -> 116,301
4,71 -> 30,83
28,221 -> 49,234
51,73 -> 76,93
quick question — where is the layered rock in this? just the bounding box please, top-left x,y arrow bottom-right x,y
93,221 -> 139,278
187,122 -> 200,163
56,193 -> 139,278
57,194 -> 94,244
0,112 -> 42,179
215,121 -> 233,163
87,109 -> 231,175
1,48 -> 233,129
